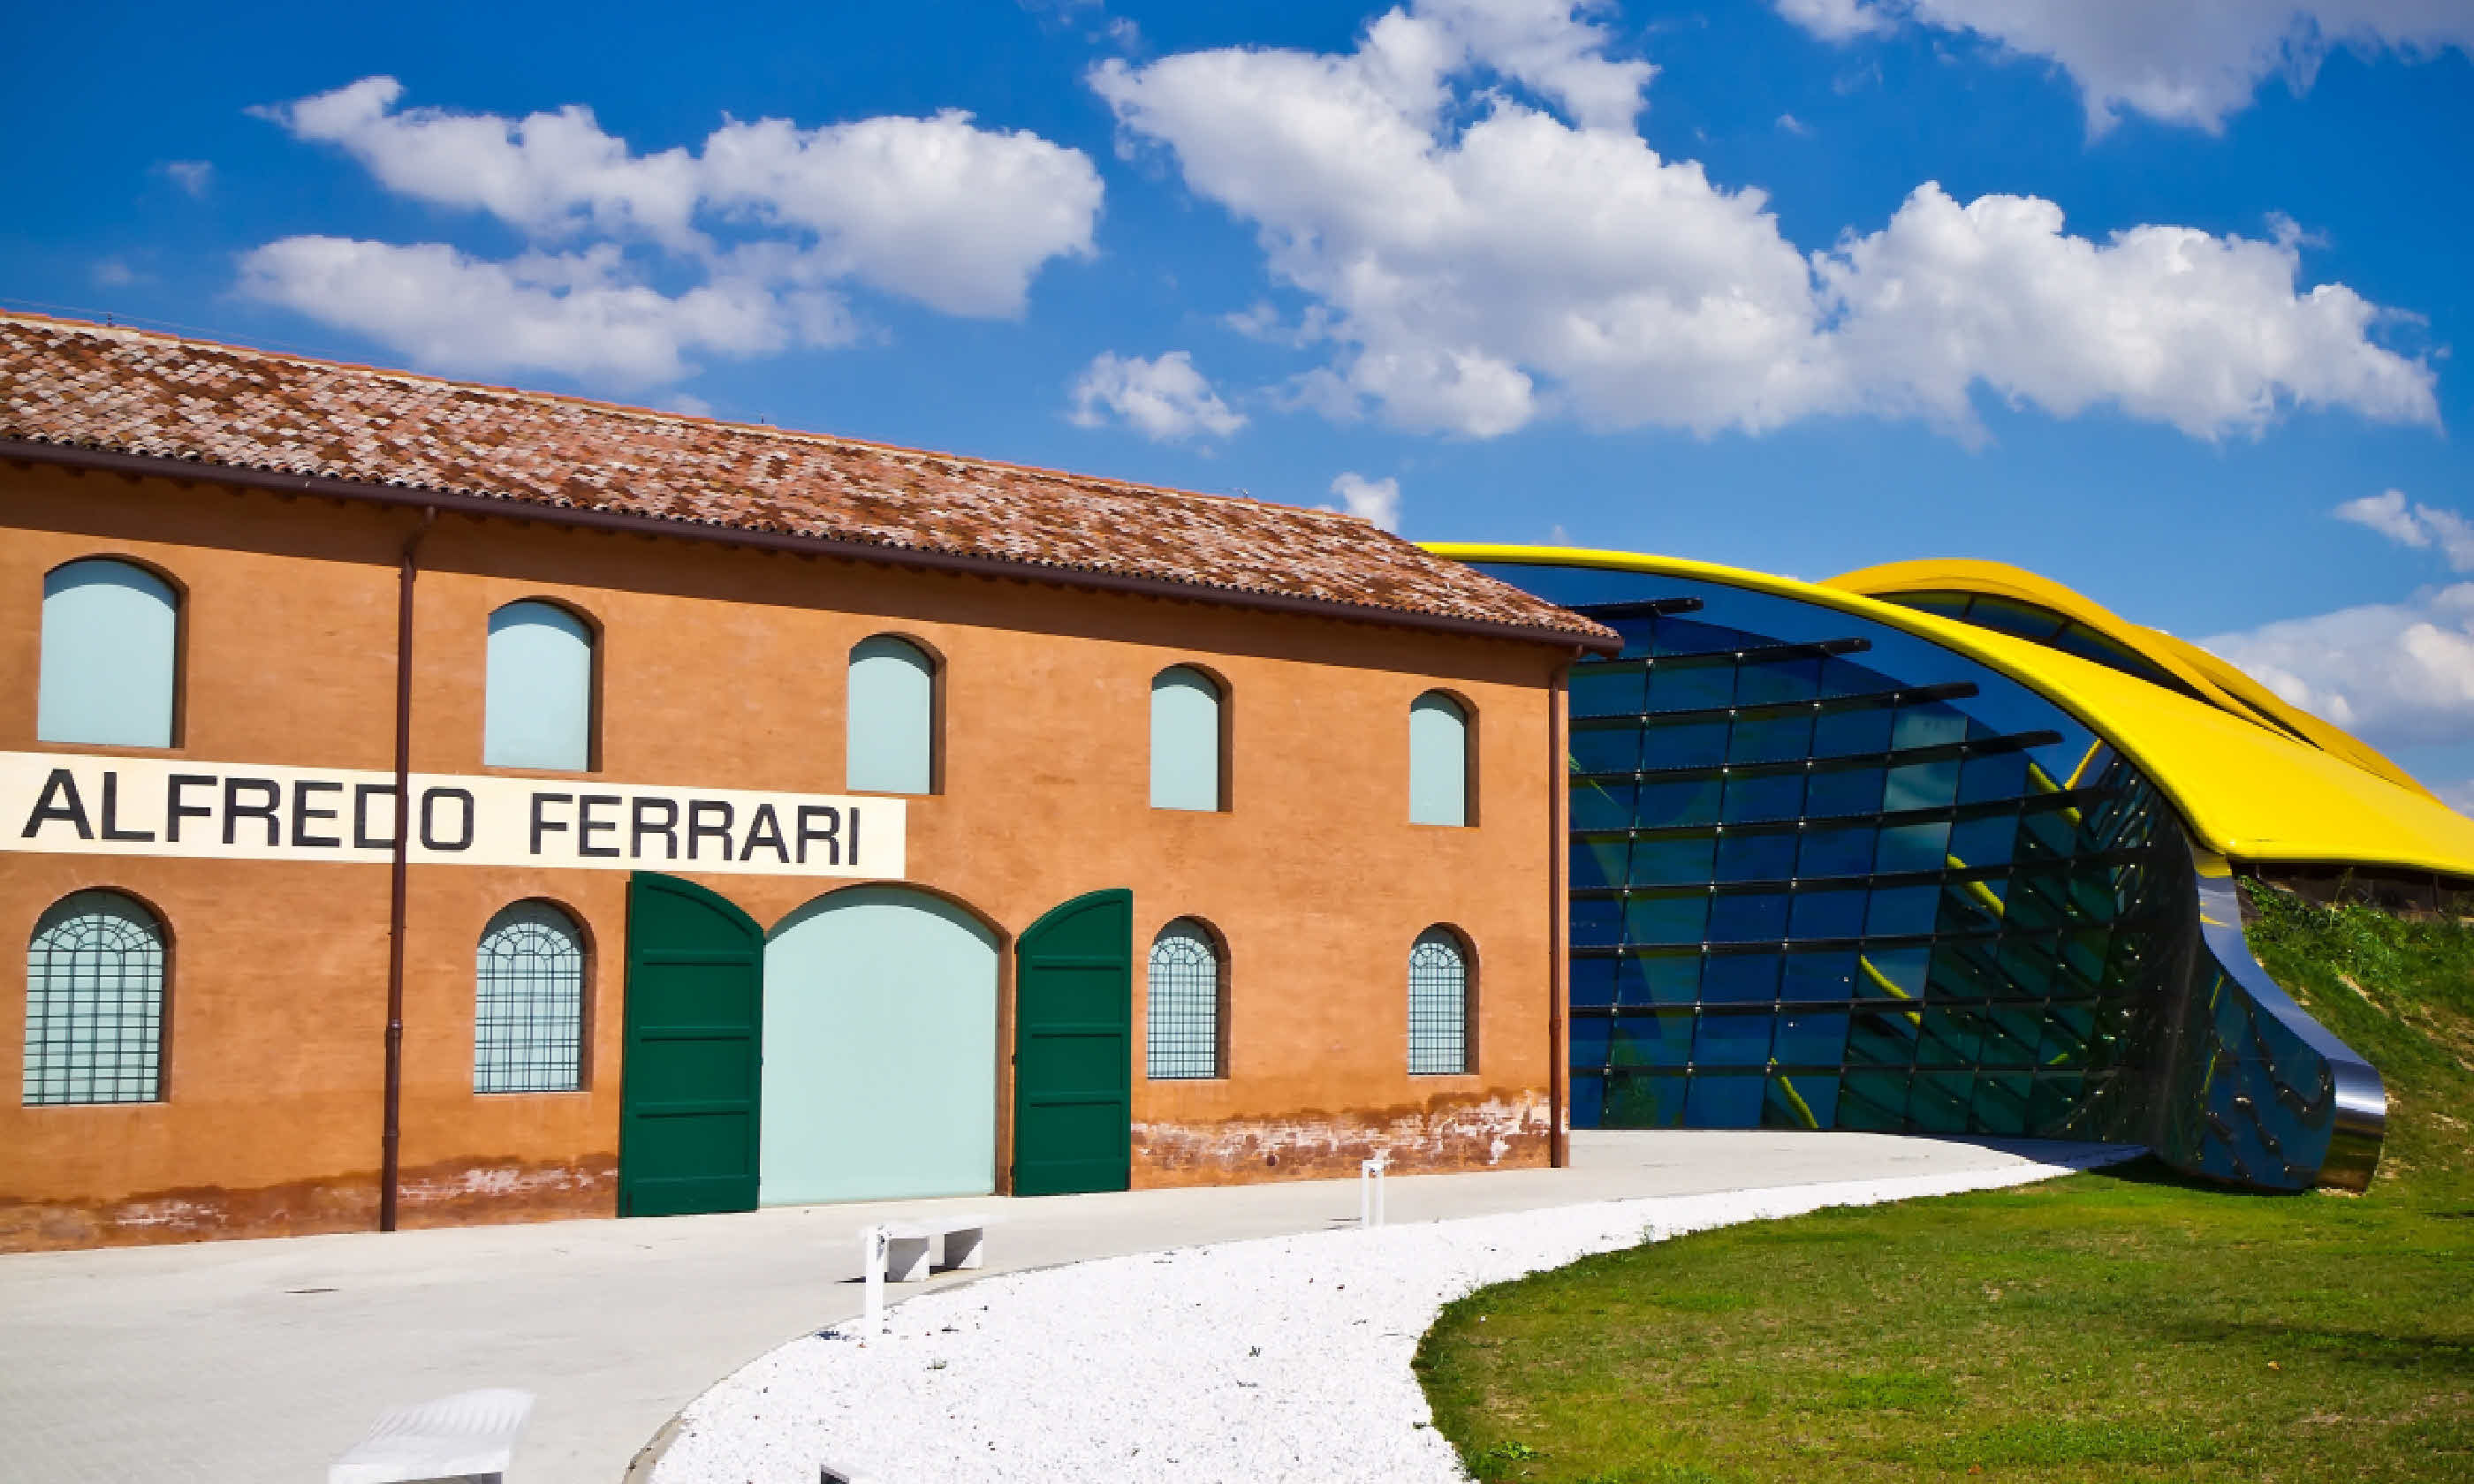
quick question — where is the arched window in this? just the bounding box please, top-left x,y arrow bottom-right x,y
485,601 -> 595,770
1409,692 -> 1471,826
40,558 -> 178,747
474,901 -> 587,1094
24,890 -> 165,1105
1408,927 -> 1473,1075
847,635 -> 937,795
1146,919 -> 1224,1079
1150,666 -> 1225,812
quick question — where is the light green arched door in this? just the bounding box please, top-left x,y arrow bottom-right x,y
760,886 -> 1000,1205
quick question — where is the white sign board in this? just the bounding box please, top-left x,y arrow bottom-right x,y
0,751 -> 903,878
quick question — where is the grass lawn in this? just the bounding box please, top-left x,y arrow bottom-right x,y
1416,885 -> 2474,1482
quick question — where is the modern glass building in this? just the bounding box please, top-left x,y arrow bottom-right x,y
1436,547 -> 2474,1193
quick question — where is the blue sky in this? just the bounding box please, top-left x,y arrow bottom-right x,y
5,1 -> 2471,804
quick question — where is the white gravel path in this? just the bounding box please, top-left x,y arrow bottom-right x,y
649,1147 -> 2132,1484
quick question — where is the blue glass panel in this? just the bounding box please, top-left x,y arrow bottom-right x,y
1572,781 -> 1637,830
1646,718 -> 1728,768
1606,618 -> 1658,659
1604,1071 -> 1687,1127
1570,1016 -> 1612,1070
1570,1071 -> 1607,1127
1712,830 -> 1796,883
39,560 -> 177,748
1571,957 -> 1617,1008
1728,711 -> 1813,763
1631,952 -> 1702,1005
1892,702 -> 1968,750
1646,657 -> 1735,711
1635,776 -> 1721,829
847,635 -> 934,794
1837,1070 -> 1908,1129
1708,891 -> 1790,943
1570,728 -> 1639,775
1948,812 -> 2020,868
1959,751 -> 2030,804
1626,893 -> 1708,947
1806,764 -> 1884,818
1813,702 -> 1894,758
1630,835 -> 1717,885
1571,838 -> 1628,890
1685,1074 -> 1764,1127
1848,1010 -> 1921,1065
1571,897 -> 1624,948
1876,820 -> 1952,874
1789,884 -> 1869,941
485,601 -> 593,771
1884,759 -> 1962,812
1798,824 -> 1875,878
1722,771 -> 1803,822
1568,666 -> 1647,718
1772,1011 -> 1849,1065
1692,1010 -> 1776,1068
1910,1072 -> 1973,1132
1766,1073 -> 1839,1128
1865,885 -> 1941,937
1782,950 -> 1858,1000
1150,667 -> 1223,810
1916,1008 -> 1984,1067
1818,656 -> 1888,698
1611,1011 -> 1695,1068
1699,953 -> 1780,1003
1653,618 -> 1742,656
1860,946 -> 1928,998
1736,655 -> 1819,705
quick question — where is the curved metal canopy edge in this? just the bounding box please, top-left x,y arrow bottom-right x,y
1427,543 -> 2474,882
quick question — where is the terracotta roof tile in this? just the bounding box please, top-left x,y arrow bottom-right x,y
0,314 -> 1612,647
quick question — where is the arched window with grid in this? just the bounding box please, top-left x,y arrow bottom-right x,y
25,891 -> 166,1106
1408,927 -> 1473,1075
474,902 -> 587,1094
1146,918 -> 1223,1079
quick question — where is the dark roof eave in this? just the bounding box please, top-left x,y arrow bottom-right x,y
1,437 -> 1621,656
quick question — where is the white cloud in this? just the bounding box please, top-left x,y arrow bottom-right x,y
1326,472 -> 1402,531
160,160 -> 214,197
2205,582 -> 2474,748
237,238 -> 849,387
1096,3 -> 2437,442
1776,111 -> 1812,134
91,258 -> 140,288
1067,351 -> 1246,440
2336,489 -> 2474,571
1775,0 -> 1894,41
1776,1 -> 2474,132
242,77 -> 1100,386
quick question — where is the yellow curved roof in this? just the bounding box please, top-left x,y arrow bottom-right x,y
1431,543 -> 2474,881
1825,557 -> 2433,798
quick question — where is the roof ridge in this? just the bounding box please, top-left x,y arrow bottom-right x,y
0,310 -> 1364,526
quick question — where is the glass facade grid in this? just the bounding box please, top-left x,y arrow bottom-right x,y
1492,564 -> 2377,1179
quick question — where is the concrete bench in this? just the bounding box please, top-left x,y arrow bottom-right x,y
329,1388 -> 534,1484
876,1214 -> 996,1282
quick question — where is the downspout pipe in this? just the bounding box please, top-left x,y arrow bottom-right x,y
381,507 -> 436,1231
1548,650 -> 1575,1169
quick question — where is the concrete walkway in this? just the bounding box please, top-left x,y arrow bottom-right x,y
0,1132 -> 2112,1483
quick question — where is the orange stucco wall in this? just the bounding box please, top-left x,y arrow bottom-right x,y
0,465 -> 1569,1250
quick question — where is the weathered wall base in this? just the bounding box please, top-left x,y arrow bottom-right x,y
1130,1092 -> 1551,1187
0,1155 -> 617,1253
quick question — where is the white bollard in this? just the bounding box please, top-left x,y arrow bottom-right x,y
861,1224 -> 888,1335
1359,1155 -> 1388,1229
